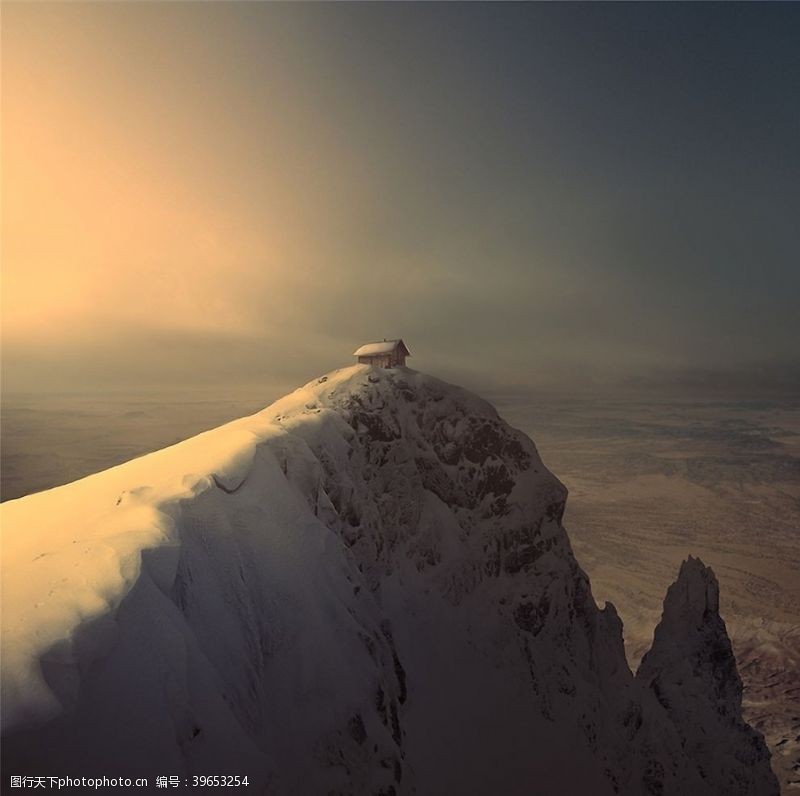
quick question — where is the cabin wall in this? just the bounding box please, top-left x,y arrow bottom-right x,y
358,353 -> 402,368
358,354 -> 391,367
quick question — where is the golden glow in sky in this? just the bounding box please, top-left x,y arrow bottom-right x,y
3,5 -> 287,348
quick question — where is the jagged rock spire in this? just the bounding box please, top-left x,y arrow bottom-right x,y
637,557 -> 778,795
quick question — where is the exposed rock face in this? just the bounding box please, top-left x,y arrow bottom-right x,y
637,557 -> 778,795
0,366 -> 779,795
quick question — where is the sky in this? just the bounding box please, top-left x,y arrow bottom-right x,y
2,2 -> 799,397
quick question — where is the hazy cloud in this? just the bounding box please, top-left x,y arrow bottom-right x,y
2,3 -> 798,396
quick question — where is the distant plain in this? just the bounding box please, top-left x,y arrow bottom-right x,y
2,383 -> 798,791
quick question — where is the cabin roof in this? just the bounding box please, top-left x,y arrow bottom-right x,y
353,339 -> 411,357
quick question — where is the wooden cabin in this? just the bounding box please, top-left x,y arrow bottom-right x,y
353,339 -> 411,368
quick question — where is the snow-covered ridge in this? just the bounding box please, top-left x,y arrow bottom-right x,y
0,366 -> 779,794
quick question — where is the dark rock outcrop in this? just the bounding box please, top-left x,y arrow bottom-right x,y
637,557 -> 778,795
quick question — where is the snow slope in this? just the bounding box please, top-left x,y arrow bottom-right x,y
0,366 -> 778,794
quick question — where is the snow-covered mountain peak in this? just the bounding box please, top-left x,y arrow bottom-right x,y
1,366 -> 778,794
263,365 -> 568,593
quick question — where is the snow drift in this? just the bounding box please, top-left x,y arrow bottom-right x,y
0,365 -> 778,794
